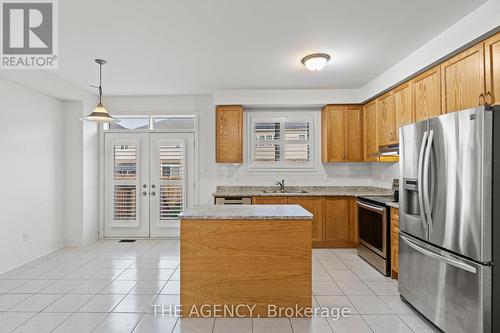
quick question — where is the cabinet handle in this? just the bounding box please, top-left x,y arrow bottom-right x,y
479,93 -> 485,106
485,91 -> 493,105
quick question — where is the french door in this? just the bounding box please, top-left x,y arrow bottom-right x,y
104,132 -> 194,238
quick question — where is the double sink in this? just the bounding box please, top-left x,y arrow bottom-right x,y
261,188 -> 308,194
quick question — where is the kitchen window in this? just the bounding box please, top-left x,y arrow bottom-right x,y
248,112 -> 315,170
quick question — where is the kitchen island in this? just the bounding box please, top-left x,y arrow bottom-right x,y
179,205 -> 313,318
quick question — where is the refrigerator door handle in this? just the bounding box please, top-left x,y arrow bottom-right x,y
417,131 -> 428,229
400,234 -> 477,274
423,130 -> 434,229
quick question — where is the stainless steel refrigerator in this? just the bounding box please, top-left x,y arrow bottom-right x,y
399,105 -> 500,333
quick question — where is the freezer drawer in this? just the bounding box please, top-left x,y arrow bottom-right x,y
398,233 -> 491,333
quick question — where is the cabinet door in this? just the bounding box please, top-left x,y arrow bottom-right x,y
412,67 -> 441,121
287,197 -> 324,242
216,105 -> 243,163
485,32 -> 500,105
328,106 -> 346,162
323,197 -> 351,243
363,100 -> 378,162
441,43 -> 485,113
345,106 -> 363,162
394,83 -> 413,142
252,196 -> 287,205
377,93 -> 396,146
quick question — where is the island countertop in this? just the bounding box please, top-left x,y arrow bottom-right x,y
179,205 -> 313,220
213,185 -> 393,197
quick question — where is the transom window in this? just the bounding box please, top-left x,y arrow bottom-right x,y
103,115 -> 196,131
249,112 -> 315,169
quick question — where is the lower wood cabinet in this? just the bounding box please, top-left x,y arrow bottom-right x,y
323,197 -> 357,247
287,197 -> 324,243
390,208 -> 399,279
252,196 -> 358,248
251,196 -> 287,205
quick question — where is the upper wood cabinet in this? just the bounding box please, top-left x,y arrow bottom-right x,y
412,66 -> 442,121
287,197 -> 324,243
363,100 -> 378,162
441,43 -> 485,113
485,32 -> 500,105
321,105 -> 363,162
377,92 -> 396,147
393,82 -> 413,141
345,106 -> 364,161
216,105 -> 243,163
321,105 -> 345,162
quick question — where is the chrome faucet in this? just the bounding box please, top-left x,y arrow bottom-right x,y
276,179 -> 285,193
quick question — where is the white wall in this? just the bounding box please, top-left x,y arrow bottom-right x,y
104,95 -> 398,207
0,78 -> 66,273
360,0 -> 500,101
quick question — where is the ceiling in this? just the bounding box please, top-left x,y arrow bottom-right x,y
56,0 -> 486,95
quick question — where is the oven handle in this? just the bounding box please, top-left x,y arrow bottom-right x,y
400,234 -> 477,274
356,201 -> 385,214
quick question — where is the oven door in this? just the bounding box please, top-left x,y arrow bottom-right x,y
357,200 -> 388,258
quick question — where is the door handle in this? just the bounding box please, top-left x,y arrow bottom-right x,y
417,131 -> 428,229
142,191 -> 148,196
479,93 -> 485,106
423,130 -> 434,229
485,91 -> 493,105
151,191 -> 156,196
400,234 -> 477,273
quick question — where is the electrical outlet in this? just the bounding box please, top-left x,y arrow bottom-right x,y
22,232 -> 28,242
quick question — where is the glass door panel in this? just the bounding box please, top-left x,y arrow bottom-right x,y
104,133 -> 150,237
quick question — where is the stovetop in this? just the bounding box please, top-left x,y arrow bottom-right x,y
358,195 -> 397,206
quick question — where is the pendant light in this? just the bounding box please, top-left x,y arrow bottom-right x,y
82,59 -> 119,123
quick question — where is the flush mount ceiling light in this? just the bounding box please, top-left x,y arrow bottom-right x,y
82,59 -> 119,123
301,53 -> 331,71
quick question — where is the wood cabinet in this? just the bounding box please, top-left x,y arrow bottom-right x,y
251,195 -> 358,248
377,92 -> 396,146
390,208 -> 399,279
485,32 -> 500,105
321,105 -> 345,162
363,100 -> 378,162
321,105 -> 363,162
287,197 -> 324,243
345,106 -> 364,161
394,82 -> 413,141
215,105 -> 243,163
412,66 -> 442,121
323,197 -> 357,247
441,43 -> 485,113
252,196 -> 287,205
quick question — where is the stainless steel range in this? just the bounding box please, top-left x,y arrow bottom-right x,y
356,196 -> 395,276
399,105 -> 500,333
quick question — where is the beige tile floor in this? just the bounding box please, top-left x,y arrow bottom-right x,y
0,240 -> 439,332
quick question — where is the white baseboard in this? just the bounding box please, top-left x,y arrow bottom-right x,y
0,243 -> 64,276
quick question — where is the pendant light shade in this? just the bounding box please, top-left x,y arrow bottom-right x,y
82,102 -> 119,123
82,59 -> 119,123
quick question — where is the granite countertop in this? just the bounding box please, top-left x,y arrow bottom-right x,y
387,202 -> 399,209
213,186 -> 393,197
179,205 -> 313,220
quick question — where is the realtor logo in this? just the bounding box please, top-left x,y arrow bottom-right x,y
1,0 -> 58,69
